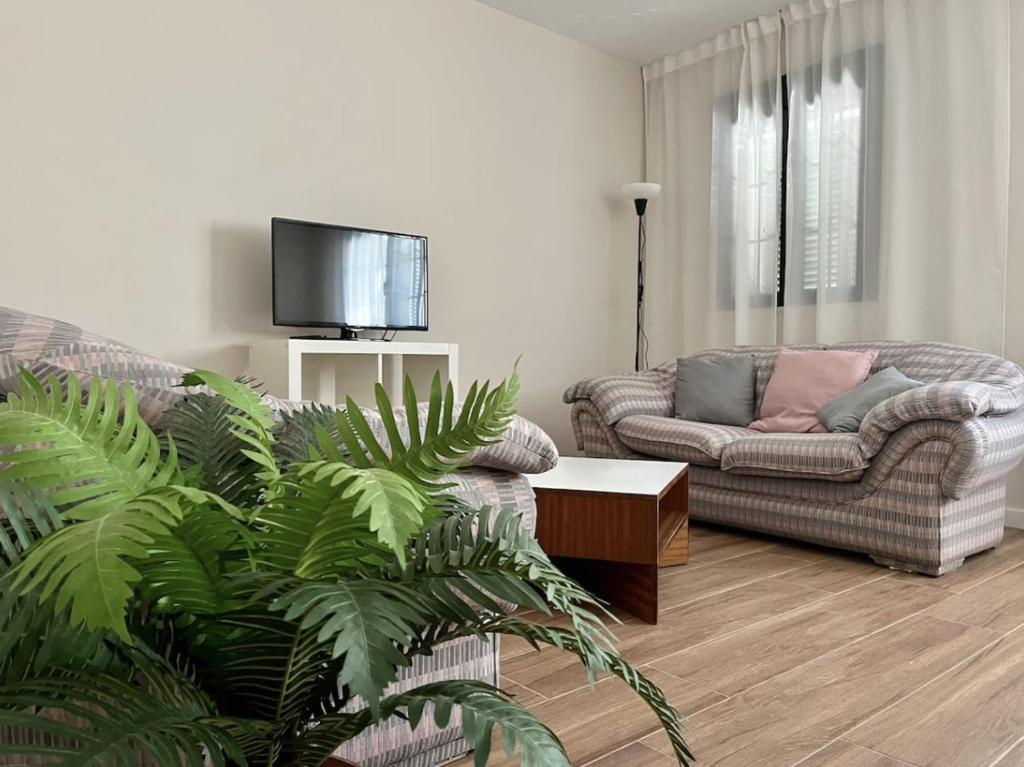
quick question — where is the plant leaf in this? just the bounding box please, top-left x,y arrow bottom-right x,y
0,370 -> 180,519
0,478 -> 63,573
9,491 -> 184,640
295,680 -> 569,767
179,370 -> 280,495
256,464 -> 427,577
485,619 -> 693,765
274,403 -> 349,466
0,666 -> 261,766
184,603 -> 336,726
161,392 -> 262,506
334,367 -> 521,489
139,504 -> 252,615
401,504 -> 615,653
267,576 -> 427,713
0,585 -> 116,686
297,463 -> 428,567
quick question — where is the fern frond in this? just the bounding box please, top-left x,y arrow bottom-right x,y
162,392 -> 262,506
180,370 -> 281,496
0,479 -> 63,572
486,618 -> 692,766
0,370 -> 180,520
184,604 -> 336,727
139,504 -> 253,615
9,490 -> 184,640
0,585 -> 117,686
255,466 -> 418,578
0,666 -> 260,767
278,709 -> 373,765
402,505 -> 615,654
265,576 -> 426,714
296,462 -> 430,566
333,368 -> 520,488
296,680 -> 569,767
274,403 -> 348,466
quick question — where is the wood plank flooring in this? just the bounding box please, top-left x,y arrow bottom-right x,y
452,524 -> 1024,767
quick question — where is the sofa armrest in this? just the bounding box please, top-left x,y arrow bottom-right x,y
568,400 -> 636,458
469,414 -> 558,474
859,381 -> 1011,456
450,466 -> 538,534
563,365 -> 675,426
868,408 -> 1024,499
943,409 -> 1024,497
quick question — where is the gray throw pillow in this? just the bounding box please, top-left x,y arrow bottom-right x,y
817,366 -> 923,433
675,355 -> 756,427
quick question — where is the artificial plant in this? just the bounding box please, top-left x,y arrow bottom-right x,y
0,367 -> 691,766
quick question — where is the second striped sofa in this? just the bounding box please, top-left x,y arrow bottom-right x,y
564,341 -> 1024,576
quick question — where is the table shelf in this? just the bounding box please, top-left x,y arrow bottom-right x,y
247,338 -> 458,406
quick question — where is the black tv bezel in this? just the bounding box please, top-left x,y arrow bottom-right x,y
271,217 -> 429,332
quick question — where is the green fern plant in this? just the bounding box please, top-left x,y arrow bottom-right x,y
0,367 -> 692,766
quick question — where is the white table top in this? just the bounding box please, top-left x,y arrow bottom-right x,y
527,456 -> 688,497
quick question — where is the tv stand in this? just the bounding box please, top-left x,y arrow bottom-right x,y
247,338 -> 458,406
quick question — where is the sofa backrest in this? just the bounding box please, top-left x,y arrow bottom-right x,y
0,305 -> 192,420
0,305 -> 135,363
829,340 -> 1021,386
685,340 -> 1024,414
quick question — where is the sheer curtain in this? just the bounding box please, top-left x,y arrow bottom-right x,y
709,18 -> 784,347
643,0 -> 1009,358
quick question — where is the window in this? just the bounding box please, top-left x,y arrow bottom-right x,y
714,46 -> 882,309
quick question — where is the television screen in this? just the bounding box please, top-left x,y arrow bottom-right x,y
272,218 -> 428,330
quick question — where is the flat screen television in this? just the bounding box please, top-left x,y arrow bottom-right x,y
272,217 -> 428,335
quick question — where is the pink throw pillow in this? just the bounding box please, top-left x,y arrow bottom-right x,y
749,349 -> 877,433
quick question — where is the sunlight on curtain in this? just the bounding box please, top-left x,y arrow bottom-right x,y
783,1 -> 885,343
708,17 -> 782,346
643,0 -> 1009,357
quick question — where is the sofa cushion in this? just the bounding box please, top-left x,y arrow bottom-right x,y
616,415 -> 755,465
720,433 -> 869,481
675,354 -> 756,426
750,349 -> 877,433
818,366 -> 923,433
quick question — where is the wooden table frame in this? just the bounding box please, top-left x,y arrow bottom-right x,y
533,467 -> 689,624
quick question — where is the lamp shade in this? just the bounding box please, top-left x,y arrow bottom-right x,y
621,182 -> 661,201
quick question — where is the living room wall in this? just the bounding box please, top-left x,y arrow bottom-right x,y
1002,0 -> 1024,517
0,0 -> 642,451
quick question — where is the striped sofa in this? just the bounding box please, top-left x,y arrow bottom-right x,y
565,341 -> 1024,576
0,306 -> 557,767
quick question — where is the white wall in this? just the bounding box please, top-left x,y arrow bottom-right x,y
0,0 -> 642,451
1004,0 -> 1024,515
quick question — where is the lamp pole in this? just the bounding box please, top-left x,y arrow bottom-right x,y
621,183 -> 661,372
633,198 -> 647,372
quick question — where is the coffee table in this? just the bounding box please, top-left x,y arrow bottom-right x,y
528,456 -> 689,624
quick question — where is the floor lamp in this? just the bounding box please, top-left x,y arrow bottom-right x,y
621,182 -> 661,372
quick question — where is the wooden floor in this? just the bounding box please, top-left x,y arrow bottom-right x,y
453,523 -> 1024,767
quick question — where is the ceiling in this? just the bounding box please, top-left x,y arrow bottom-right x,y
477,0 -> 786,65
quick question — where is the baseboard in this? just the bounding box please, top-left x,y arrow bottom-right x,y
1006,507 -> 1024,529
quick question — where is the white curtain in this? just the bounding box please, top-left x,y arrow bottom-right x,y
644,0 -> 1009,357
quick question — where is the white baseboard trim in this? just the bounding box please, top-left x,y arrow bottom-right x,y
1006,507 -> 1024,529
